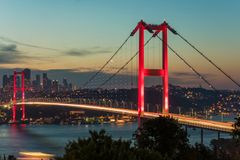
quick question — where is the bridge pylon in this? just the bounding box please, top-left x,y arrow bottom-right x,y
12,71 -> 25,122
131,20 -> 170,126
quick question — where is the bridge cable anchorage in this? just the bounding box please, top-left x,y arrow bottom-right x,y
82,35 -> 132,88
168,25 -> 240,89
97,36 -> 154,89
156,35 -> 217,91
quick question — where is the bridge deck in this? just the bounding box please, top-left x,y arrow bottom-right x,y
16,101 -> 234,133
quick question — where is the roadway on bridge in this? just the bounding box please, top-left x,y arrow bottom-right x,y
16,101 -> 234,133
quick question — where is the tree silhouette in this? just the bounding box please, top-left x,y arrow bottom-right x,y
58,117 -> 227,160
133,116 -> 189,158
57,129 -> 166,160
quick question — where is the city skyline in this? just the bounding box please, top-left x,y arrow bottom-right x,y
0,0 -> 239,89
1,68 -> 74,92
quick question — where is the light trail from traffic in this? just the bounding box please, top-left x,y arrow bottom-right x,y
16,101 -> 234,133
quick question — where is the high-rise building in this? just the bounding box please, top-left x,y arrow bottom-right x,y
47,79 -> 52,91
52,80 -> 59,93
43,73 -> 48,91
68,83 -> 73,91
32,74 -> 41,91
2,74 -> 8,88
23,68 -> 31,80
9,75 -> 14,88
36,74 -> 40,86
23,68 -> 31,89
63,78 -> 68,91
42,73 -> 52,92
43,73 -> 47,79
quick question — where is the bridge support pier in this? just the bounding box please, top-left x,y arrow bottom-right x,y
218,131 -> 220,140
138,116 -> 141,127
185,125 -> 188,135
201,128 -> 203,145
138,117 -> 146,128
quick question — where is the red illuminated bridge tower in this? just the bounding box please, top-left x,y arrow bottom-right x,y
12,71 -> 25,123
131,20 -> 171,126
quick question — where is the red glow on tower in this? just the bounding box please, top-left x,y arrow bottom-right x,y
138,22 -> 145,122
12,71 -> 25,122
131,20 -> 170,126
21,72 -> 25,120
162,23 -> 169,114
12,71 -> 17,122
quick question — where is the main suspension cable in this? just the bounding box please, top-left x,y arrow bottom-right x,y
82,35 -> 131,88
156,35 -> 217,91
174,31 -> 240,88
97,36 -> 154,89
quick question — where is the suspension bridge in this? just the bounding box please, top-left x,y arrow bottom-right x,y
5,20 -> 240,137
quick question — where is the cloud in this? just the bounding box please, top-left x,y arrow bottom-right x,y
66,49 -> 91,56
0,42 -> 61,64
0,36 -> 60,52
0,36 -> 111,58
65,48 -> 111,57
0,44 -> 17,52
0,43 -> 24,63
171,72 -> 196,77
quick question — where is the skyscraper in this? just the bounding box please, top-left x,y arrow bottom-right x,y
52,80 -> 59,93
23,68 -> 31,89
36,74 -> 40,86
23,68 -> 31,80
2,74 -> 8,88
42,73 -> 52,92
43,73 -> 47,79
43,73 -> 48,90
63,78 -> 68,91
32,74 -> 41,91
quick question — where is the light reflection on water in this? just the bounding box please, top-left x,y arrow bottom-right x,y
0,123 -> 138,156
0,115 -> 236,156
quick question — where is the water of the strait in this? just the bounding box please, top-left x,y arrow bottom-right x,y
0,114 -> 235,156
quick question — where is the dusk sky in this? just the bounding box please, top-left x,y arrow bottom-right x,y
0,0 -> 239,89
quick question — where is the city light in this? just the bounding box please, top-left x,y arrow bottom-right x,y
15,100 -> 234,133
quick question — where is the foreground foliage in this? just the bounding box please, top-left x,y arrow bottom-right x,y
58,116 -> 230,160
57,129 -> 166,160
134,116 -> 189,158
